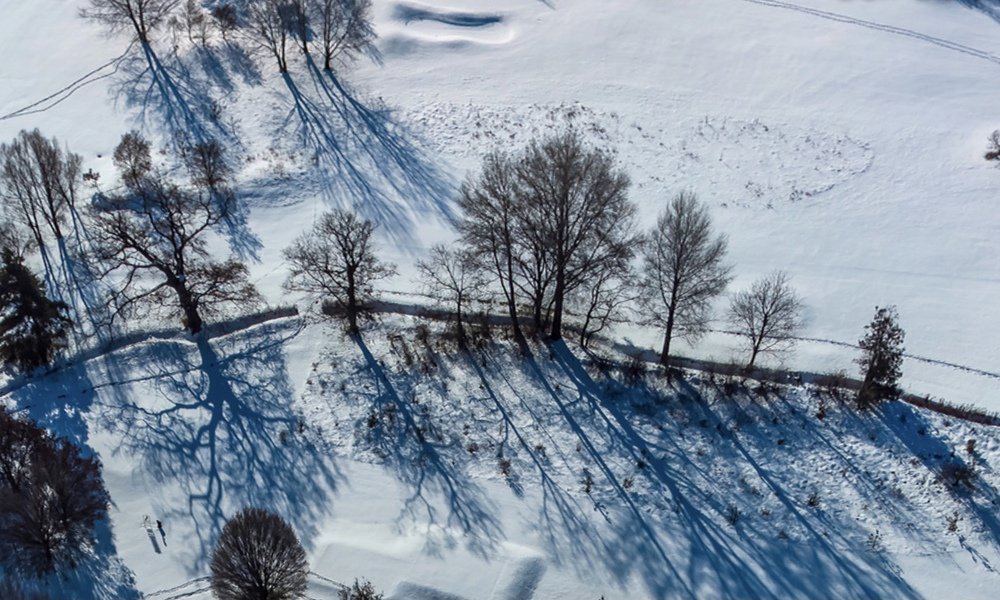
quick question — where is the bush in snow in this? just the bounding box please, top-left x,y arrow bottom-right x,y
985,130 -> 1000,161
210,508 -> 308,600
339,578 -> 384,600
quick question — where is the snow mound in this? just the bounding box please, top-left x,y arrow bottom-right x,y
382,2 -> 513,52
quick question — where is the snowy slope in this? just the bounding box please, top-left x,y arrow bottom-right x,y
8,316 -> 1000,599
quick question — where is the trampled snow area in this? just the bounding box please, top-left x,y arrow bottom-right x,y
2,0 -> 1000,597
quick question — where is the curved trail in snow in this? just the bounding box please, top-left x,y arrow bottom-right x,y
741,0 -> 1000,66
0,41 -> 136,121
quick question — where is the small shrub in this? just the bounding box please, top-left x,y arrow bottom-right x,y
966,439 -> 976,456
466,442 -> 480,454
340,578 -> 384,600
866,530 -> 883,553
725,503 -> 741,526
807,492 -> 820,508
622,476 -> 634,490
947,511 -> 960,534
759,507 -> 771,519
414,324 -> 431,347
534,443 -> 546,458
581,470 -> 594,495
816,370 -> 849,400
939,462 -> 976,489
498,457 -> 512,478
986,130 -> 1000,160
623,355 -> 646,385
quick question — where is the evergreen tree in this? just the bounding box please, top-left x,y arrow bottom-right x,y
0,249 -> 71,373
856,305 -> 905,408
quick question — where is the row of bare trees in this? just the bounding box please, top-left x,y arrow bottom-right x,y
272,130 -> 806,367
82,0 -> 374,72
1,128 -> 259,364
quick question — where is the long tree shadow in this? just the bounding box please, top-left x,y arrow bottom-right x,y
116,42 -> 229,149
93,320 -> 341,570
881,402 -> 1000,554
352,335 -> 502,558
281,64 -> 455,245
531,341 -> 920,599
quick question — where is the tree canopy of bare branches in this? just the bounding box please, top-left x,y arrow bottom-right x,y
727,271 -> 803,368
210,507 -> 308,600
81,0 -> 180,42
283,208 -> 395,333
89,174 -> 259,334
639,191 -> 732,366
0,129 -> 82,253
313,0 -> 375,71
246,0 -> 293,72
458,130 -> 636,341
0,408 -> 109,576
113,130 -> 152,190
456,151 -> 526,346
416,244 -> 487,346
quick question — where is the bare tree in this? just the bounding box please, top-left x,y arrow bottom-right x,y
574,264 -> 632,349
0,130 -> 82,252
339,579 -> 384,600
89,175 -> 260,334
283,209 -> 395,333
246,0 -> 293,72
515,131 -> 636,340
0,409 -> 109,576
210,507 -> 308,600
185,139 -> 232,193
81,0 -> 180,42
180,0 -> 209,45
211,3 -> 241,41
113,130 -> 153,190
416,244 -> 487,346
312,0 -> 375,71
639,191 -> 732,366
456,152 -> 526,347
727,271 -> 804,369
0,220 -> 33,261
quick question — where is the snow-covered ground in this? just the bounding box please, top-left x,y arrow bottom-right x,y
3,0 -> 1000,597
9,316 -> 1000,598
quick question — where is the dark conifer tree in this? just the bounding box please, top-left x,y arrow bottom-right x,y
856,305 -> 905,408
0,249 -> 71,373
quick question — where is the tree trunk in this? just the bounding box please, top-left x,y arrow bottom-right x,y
176,285 -> 203,334
346,268 -> 358,334
550,282 -> 564,340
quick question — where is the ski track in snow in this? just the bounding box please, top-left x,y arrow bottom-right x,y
742,0 -> 1000,65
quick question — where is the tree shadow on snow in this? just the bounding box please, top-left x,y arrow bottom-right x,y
279,60 -> 455,247
512,341 -> 920,599
352,334 -> 503,558
93,321 -> 341,571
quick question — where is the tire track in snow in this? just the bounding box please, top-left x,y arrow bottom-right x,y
741,0 -> 1000,66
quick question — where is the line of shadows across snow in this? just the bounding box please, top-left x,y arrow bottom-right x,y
518,341 -> 921,599
115,42 -> 234,150
280,60 -> 456,247
91,319 -> 341,572
352,334 -> 503,558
